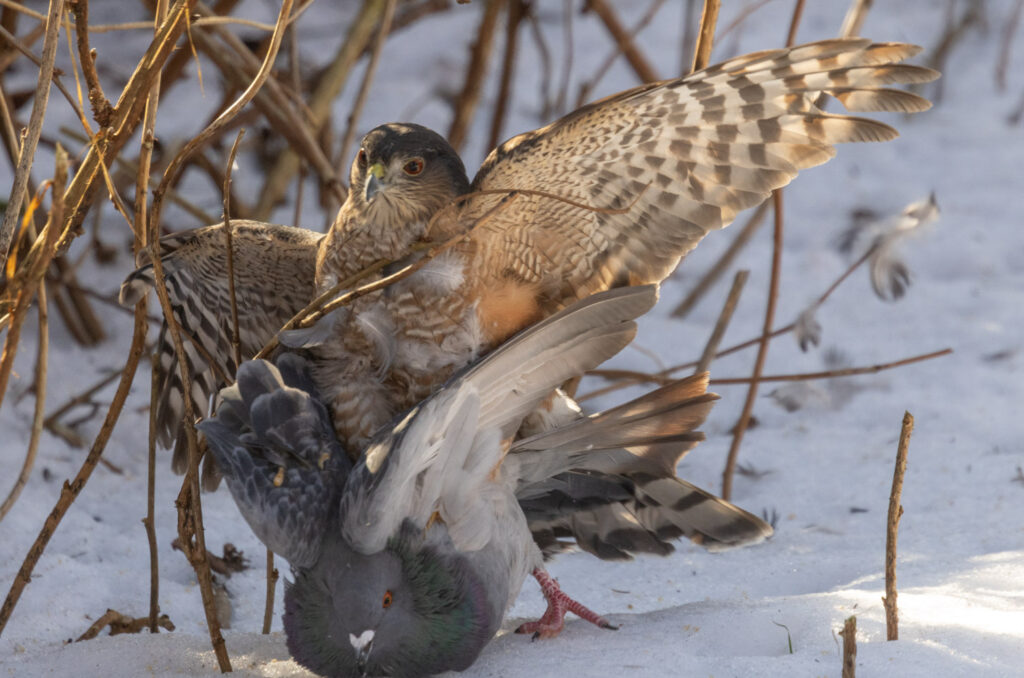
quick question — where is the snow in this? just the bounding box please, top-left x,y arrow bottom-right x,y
2,1 -> 1023,677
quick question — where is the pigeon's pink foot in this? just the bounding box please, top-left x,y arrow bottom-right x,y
515,568 -> 618,639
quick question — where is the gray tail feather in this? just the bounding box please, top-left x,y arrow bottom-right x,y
510,373 -> 717,485
197,354 -> 350,568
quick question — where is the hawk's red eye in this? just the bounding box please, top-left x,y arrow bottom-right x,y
357,149 -> 368,168
382,590 -> 394,608
403,158 -> 424,175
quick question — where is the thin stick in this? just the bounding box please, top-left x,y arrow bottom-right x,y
148,247 -> 231,670
0,24 -> 88,126
222,129 -> 245,371
69,0 -> 113,126
0,151 -> 66,419
995,0 -> 1023,92
144,356 -> 161,632
448,0 -> 504,151
55,0 -> 198,252
255,0 -> 383,217
576,0 -> 665,108
0,305 -> 148,638
884,411 -> 913,641
257,183 -> 636,358
487,0 -> 525,152
294,194 -> 519,332
0,0 -> 65,263
589,348 -> 951,395
785,0 -> 806,47
840,615 -> 857,678
0,281 -> 47,522
695,269 -> 747,374
336,0 -> 398,175
711,349 -> 951,384
721,190 -> 784,501
672,200 -> 769,318
586,0 -> 659,83
690,0 -> 720,73
147,0 -> 294,243
837,0 -> 873,39
261,549 -> 278,634
134,0 -> 168,633
141,1 -> 297,667
238,103 -> 280,632
587,239 -> 884,401
146,5 -> 296,670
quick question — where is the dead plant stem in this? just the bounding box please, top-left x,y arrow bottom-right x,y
0,282 -> 47,522
884,411 -> 913,641
721,190 -> 784,500
336,0 -> 398,176
695,269 -> 747,374
0,0 -> 65,263
690,0 -> 720,72
0,303 -> 148,639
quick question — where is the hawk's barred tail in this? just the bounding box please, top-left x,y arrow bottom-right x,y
513,374 -> 771,559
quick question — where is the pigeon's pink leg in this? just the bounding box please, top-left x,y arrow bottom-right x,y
515,568 -> 618,639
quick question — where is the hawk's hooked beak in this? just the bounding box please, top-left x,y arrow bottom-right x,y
364,163 -> 386,203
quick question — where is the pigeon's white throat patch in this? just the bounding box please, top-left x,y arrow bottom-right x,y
349,629 -> 375,652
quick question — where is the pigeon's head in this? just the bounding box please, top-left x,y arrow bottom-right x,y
349,123 -> 470,231
283,522 -> 498,677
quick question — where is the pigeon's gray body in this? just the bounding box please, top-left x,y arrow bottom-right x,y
201,286 -> 772,677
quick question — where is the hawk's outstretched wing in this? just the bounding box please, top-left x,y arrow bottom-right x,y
120,220 -> 323,488
450,39 -> 937,320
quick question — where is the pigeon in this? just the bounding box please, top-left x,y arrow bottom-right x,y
199,286 -> 772,677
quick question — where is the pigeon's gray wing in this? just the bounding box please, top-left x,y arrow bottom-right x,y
119,221 -> 323,489
198,354 -> 351,568
509,374 -> 773,558
341,285 -> 659,555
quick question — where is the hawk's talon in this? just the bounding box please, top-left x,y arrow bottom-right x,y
516,568 -> 613,639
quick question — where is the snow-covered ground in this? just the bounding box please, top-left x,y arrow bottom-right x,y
2,1 -> 1022,676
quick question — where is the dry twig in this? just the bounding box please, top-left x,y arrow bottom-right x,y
840,615 -> 857,678
721,190 -> 785,500
576,0 -> 665,108
448,0 -> 504,151
690,0 -> 720,72
487,0 -> 525,152
336,0 -> 399,177
76,609 -> 174,642
0,0 -> 64,263
671,200 -> 769,318
884,411 -> 913,641
694,269 -> 748,374
585,0 -> 659,83
0,298 -> 149,639
0,281 -> 47,523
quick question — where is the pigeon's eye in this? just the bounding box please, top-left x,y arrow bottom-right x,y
403,158 -> 424,176
357,149 -> 368,168
382,590 -> 394,608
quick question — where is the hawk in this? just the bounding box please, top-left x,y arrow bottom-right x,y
122,39 -> 937,505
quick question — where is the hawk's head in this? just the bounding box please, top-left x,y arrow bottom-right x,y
349,123 -> 471,230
